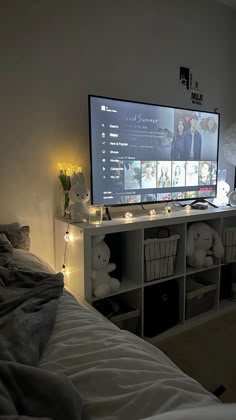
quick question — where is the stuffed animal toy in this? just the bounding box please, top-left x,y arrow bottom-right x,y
92,235 -> 120,298
186,222 -> 224,268
66,172 -> 90,222
213,169 -> 230,207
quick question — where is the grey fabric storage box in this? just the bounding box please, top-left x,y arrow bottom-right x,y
110,308 -> 141,335
144,234 -> 179,281
223,227 -> 236,263
185,279 -> 216,320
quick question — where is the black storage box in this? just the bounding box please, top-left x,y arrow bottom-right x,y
144,280 -> 179,337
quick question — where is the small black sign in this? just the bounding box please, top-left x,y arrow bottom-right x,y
191,89 -> 204,106
179,67 -> 190,90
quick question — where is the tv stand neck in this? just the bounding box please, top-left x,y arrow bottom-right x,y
103,206 -> 112,221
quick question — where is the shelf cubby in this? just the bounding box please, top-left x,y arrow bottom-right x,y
93,289 -> 142,336
105,230 -> 143,288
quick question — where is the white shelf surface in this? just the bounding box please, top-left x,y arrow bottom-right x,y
92,282 -> 142,302
57,206 -> 235,234
186,264 -> 221,276
144,272 -> 184,287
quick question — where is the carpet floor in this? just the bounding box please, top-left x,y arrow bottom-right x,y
157,309 -> 236,403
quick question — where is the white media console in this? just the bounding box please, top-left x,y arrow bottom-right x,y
55,206 -> 236,342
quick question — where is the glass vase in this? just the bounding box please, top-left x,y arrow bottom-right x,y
64,190 -> 70,217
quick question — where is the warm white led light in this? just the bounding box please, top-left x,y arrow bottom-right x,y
185,204 -> 192,213
148,209 -> 156,216
124,212 -> 133,219
64,232 -> 73,241
164,205 -> 172,214
64,232 -> 70,241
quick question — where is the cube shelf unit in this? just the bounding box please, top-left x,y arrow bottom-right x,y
55,207 -> 236,343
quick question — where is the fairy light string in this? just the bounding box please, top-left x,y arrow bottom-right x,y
62,221 -> 81,275
62,223 -> 72,274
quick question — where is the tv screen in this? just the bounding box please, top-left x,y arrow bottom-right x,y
89,95 -> 219,206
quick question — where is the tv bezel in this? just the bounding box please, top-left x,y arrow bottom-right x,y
88,94 -> 220,207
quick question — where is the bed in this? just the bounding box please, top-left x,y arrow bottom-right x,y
0,224 -> 236,420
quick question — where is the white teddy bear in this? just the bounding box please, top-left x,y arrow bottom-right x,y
92,235 -> 120,298
186,222 -> 224,268
66,172 -> 90,222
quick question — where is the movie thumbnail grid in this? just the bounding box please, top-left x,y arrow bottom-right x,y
120,160 -> 216,203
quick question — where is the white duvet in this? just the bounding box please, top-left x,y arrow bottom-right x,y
40,292 -> 234,420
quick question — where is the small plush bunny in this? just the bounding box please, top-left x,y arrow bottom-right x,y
66,172 -> 90,222
186,222 -> 224,268
213,169 -> 230,207
91,235 -> 120,298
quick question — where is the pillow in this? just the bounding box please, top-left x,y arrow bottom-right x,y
0,225 -> 31,251
0,222 -> 20,230
11,249 -> 55,273
0,233 -> 13,266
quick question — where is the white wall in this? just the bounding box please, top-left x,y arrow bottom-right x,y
1,0 -> 236,266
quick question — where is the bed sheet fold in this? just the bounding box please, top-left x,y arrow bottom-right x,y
40,291 -> 221,420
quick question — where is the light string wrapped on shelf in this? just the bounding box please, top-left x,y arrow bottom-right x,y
61,221 -> 81,276
62,223 -> 72,275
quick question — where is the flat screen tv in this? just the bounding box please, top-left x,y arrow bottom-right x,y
89,95 -> 220,206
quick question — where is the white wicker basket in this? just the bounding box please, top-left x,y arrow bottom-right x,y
223,227 -> 236,263
144,234 -> 180,281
